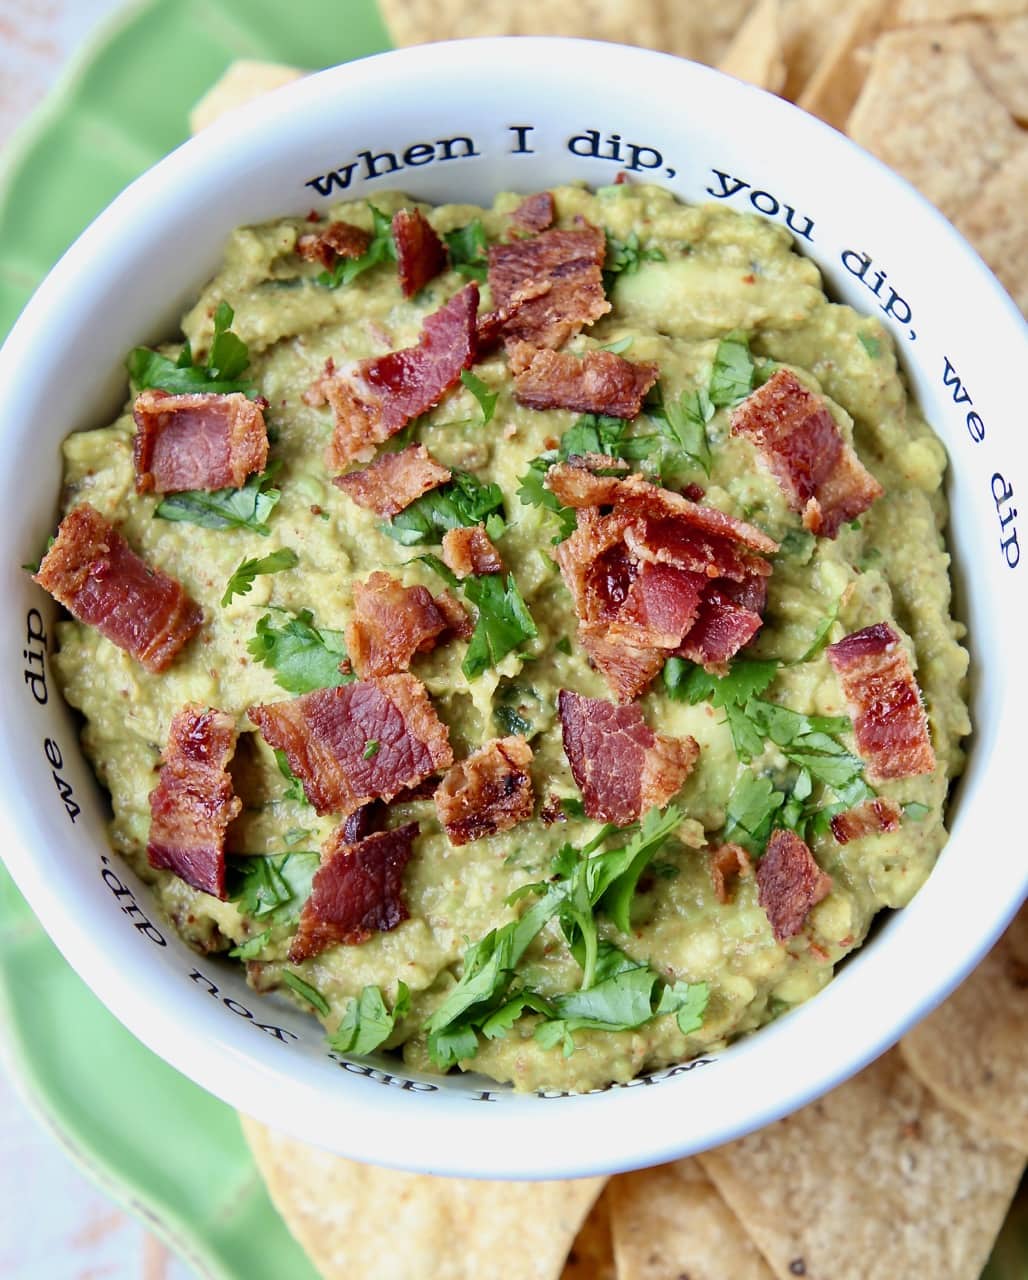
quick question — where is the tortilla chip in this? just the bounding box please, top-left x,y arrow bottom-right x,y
699,1049 -> 1025,1280
189,59 -> 304,134
561,1187 -> 616,1279
846,28 -> 1022,221
241,1115 -> 606,1280
778,0 -> 854,102
954,143 -> 1028,316
609,1160 -> 775,1279
796,0 -> 891,129
378,0 -> 754,66
896,0 -> 1027,20
717,0 -> 787,93
901,905 -> 1028,1151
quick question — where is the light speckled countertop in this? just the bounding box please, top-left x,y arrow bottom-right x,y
0,10 -> 198,1277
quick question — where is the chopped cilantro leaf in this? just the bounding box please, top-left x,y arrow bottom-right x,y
226,850 -> 319,923
282,970 -> 330,1015
317,205 -> 396,289
602,229 -> 666,291
664,656 -> 778,709
421,555 -> 538,679
648,384 -> 714,475
363,739 -> 381,760
708,330 -> 755,407
460,369 -> 499,425
274,750 -> 309,804
128,301 -> 255,396
602,336 -> 634,354
800,598 -> 841,661
328,983 -> 410,1056
444,219 -> 489,282
777,528 -> 816,563
248,608 -> 352,693
154,464 -> 282,537
723,773 -> 785,852
385,469 -> 505,546
556,636 -> 573,656
517,455 -> 577,541
903,801 -> 930,822
858,333 -> 881,359
229,930 -> 272,960
221,546 -> 298,607
494,704 -> 532,736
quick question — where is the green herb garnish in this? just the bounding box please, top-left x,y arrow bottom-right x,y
422,555 -> 538,680
226,850 -> 319,923
128,301 -> 254,396
385,469 -> 505,546
317,206 -> 397,289
221,547 -> 298,607
708,330 -> 755,407
444,219 -> 489,281
154,463 -> 282,537
362,739 -> 381,760
858,333 -> 881,359
329,983 -> 410,1056
460,370 -> 498,425
602,229 -> 665,291
282,971 -> 330,1015
274,750 -> 309,804
517,456 -> 577,541
248,609 -> 352,693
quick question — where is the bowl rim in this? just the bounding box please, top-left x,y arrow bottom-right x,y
1,35 -> 1026,1179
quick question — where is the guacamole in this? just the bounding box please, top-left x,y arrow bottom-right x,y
48,184 -> 969,1092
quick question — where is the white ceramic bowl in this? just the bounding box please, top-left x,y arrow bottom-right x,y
1,38 -> 1026,1180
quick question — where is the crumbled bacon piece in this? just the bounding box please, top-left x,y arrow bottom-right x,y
510,191 -> 555,234
333,443 -> 451,517
440,524 -> 504,578
346,572 -> 454,678
827,623 -> 936,781
509,343 -> 658,419
582,632 -> 667,703
540,794 -> 566,825
756,829 -> 832,942
434,736 -> 534,845
34,504 -> 202,673
553,478 -> 777,696
433,588 -> 474,639
545,457 -> 627,508
476,279 -> 553,352
392,208 -> 448,298
731,368 -> 883,539
297,219 -> 372,269
249,675 -> 453,815
709,842 -> 752,905
314,283 -> 478,471
558,689 -> 698,825
488,224 -> 609,349
133,389 -> 268,495
608,562 -> 707,650
830,796 -> 903,845
676,579 -> 765,672
288,822 -> 418,962
147,706 -> 241,899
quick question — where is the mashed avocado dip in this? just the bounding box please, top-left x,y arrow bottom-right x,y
48,184 -> 968,1092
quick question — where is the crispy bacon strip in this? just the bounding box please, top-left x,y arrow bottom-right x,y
346,571 -> 452,678
297,219 -> 372,269
510,343 -> 658,419
440,524 -> 504,578
756,829 -> 832,942
333,443 -> 451,517
434,736 -> 534,845
146,706 -> 241,899
558,689 -> 698,825
510,191 -> 555,234
553,479 -> 777,695
288,822 -> 418,963
488,224 -> 609,349
731,368 -> 883,538
312,283 -> 478,471
476,279 -> 553,352
830,796 -> 903,845
709,842 -> 752,905
545,455 -> 628,509
133,390 -> 268,495
827,623 -> 936,781
34,504 -> 202,673
433,589 -> 474,640
608,562 -> 707,650
393,208 -> 448,298
250,675 -> 453,816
